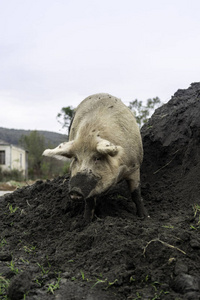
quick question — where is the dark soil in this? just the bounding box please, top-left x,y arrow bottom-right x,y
1,82 -> 200,300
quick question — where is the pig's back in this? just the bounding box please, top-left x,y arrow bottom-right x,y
69,93 -> 143,163
71,93 -> 136,133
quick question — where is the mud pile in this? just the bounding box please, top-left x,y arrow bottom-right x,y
141,82 -> 200,210
0,83 -> 200,300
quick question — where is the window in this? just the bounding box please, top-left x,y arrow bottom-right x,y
0,150 -> 5,164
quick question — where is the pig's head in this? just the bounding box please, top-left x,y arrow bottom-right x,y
42,136 -> 125,200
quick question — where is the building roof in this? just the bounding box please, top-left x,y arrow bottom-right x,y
0,140 -> 27,152
0,139 -> 10,145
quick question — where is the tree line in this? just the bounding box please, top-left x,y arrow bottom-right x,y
56,97 -> 161,129
19,131 -> 69,180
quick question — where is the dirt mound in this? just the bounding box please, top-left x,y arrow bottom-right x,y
1,83 -> 200,300
141,82 -> 200,209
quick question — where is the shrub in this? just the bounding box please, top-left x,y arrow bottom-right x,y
0,167 -> 24,182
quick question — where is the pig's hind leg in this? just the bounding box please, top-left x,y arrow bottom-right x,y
127,171 -> 148,218
131,186 -> 147,218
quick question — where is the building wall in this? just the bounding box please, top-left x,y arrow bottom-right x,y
11,145 -> 27,176
0,144 -> 28,178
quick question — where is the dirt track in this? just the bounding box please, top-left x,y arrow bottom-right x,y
0,82 -> 200,300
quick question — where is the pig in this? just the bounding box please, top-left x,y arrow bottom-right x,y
43,93 -> 147,221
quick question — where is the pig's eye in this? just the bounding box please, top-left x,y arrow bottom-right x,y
94,156 -> 102,163
73,156 -> 78,163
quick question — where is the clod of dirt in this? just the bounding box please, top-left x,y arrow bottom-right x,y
172,273 -> 200,294
0,82 -> 200,299
8,271 -> 32,300
174,261 -> 188,275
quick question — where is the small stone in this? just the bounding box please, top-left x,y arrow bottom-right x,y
184,291 -> 200,300
174,261 -> 188,275
0,252 -> 12,261
62,271 -> 71,278
190,239 -> 200,249
179,232 -> 190,241
159,213 -> 169,220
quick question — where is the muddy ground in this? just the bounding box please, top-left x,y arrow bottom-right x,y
1,83 -> 200,300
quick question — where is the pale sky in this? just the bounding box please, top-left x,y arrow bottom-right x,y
0,0 -> 200,134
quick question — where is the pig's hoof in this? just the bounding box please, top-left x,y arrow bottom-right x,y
137,211 -> 150,220
83,212 -> 94,224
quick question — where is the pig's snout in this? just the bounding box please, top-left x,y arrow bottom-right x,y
69,172 -> 98,199
69,187 -> 84,200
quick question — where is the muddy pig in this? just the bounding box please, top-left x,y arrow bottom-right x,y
43,93 -> 147,221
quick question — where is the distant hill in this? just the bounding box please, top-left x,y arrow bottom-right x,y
0,127 -> 67,147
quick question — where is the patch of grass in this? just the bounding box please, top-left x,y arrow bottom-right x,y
106,279 -> 118,289
132,282 -> 170,300
130,275 -> 136,283
151,281 -> 170,299
7,203 -> 19,214
7,259 -> 19,275
91,276 -> 118,290
0,168 -> 24,182
133,291 -> 142,299
92,277 -> 108,288
79,270 -> 92,282
23,244 -> 36,254
80,270 -> 85,281
47,274 -> 61,294
162,225 -> 174,229
7,180 -> 26,189
193,204 -> 200,218
71,276 -> 76,281
37,256 -> 51,275
190,225 -> 198,230
0,239 -> 7,248
0,275 -> 10,299
20,258 -> 30,265
191,204 -> 200,230
35,277 -> 43,287
37,262 -> 50,275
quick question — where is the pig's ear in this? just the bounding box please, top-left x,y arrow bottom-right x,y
96,138 -> 122,157
42,141 -> 74,161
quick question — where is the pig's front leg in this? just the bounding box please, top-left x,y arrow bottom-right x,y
84,197 -> 96,221
131,186 -> 147,218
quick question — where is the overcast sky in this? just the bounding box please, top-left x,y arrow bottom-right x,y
0,0 -> 200,134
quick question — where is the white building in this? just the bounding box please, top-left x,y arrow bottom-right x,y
0,140 -> 28,179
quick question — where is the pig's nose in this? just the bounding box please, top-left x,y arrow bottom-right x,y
69,187 -> 84,200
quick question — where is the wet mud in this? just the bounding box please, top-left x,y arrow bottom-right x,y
1,82 -> 200,299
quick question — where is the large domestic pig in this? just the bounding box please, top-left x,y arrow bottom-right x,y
43,93 -> 147,221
